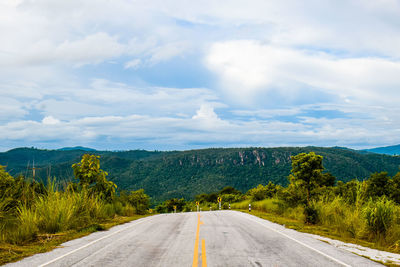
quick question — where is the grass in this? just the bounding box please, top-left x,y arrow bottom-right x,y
0,214 -> 150,265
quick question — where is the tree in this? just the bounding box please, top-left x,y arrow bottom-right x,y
126,189 -> 150,214
72,154 -> 117,201
0,165 -> 14,194
390,171 -> 400,204
366,172 -> 390,199
219,186 -> 241,195
320,172 -> 336,187
247,184 -> 267,201
289,152 -> 324,204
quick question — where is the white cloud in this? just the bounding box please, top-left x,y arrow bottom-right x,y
2,107 -> 399,150
42,116 -> 60,125
206,40 -> 400,106
192,105 -> 219,120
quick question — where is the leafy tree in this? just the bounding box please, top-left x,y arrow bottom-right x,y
334,180 -> 365,204
219,186 -> 241,195
366,172 -> 390,199
320,172 -> 336,187
72,154 -> 117,201
390,171 -> 400,204
264,181 -> 279,198
247,184 -> 268,201
289,152 -> 324,204
156,198 -> 186,213
195,192 -> 218,203
126,189 -> 150,214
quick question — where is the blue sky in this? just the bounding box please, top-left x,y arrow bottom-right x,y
1,0 -> 400,151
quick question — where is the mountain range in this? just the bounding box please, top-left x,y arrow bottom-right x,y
1,145 -> 400,203
364,144 -> 400,155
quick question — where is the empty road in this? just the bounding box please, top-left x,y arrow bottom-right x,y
5,211 -> 382,267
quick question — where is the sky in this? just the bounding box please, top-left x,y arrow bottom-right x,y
1,0 -> 400,151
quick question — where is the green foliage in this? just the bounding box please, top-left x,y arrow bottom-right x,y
155,198 -> 186,213
13,205 -> 38,244
219,186 -> 242,195
3,146 -> 400,203
247,184 -> 268,201
289,152 -> 324,204
195,193 -> 218,203
366,172 -> 391,199
0,158 -> 150,246
304,205 -> 319,224
119,189 -> 150,215
247,182 -> 279,201
364,197 -> 395,237
390,172 -> 400,204
237,152 -> 400,249
72,154 -> 117,201
320,172 -> 336,187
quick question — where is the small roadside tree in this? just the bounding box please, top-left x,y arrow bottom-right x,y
72,154 -> 117,201
288,152 -> 326,224
127,189 -> 150,214
289,152 -> 324,205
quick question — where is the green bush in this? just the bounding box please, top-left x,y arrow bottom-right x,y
122,204 -> 135,216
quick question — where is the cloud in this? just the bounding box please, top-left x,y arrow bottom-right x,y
205,40 -> 400,106
0,77 -> 223,122
42,116 -> 60,125
3,106 -> 399,150
124,59 -> 142,69
1,1 -> 400,150
12,32 -> 126,67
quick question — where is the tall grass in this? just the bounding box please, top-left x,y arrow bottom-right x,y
317,196 -> 364,238
1,183 -> 125,244
231,198 -> 305,221
364,197 -> 395,237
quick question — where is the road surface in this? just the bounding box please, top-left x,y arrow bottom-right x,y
5,211 -> 382,266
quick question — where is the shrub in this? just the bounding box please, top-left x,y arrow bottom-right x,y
122,204 -> 135,216
304,205 -> 319,224
247,184 -> 268,201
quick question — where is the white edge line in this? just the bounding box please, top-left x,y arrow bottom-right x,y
38,215 -> 155,267
234,211 -> 352,267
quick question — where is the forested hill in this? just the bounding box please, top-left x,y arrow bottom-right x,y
1,147 -> 400,202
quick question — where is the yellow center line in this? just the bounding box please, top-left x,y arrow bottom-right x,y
201,239 -> 207,267
192,213 -> 207,267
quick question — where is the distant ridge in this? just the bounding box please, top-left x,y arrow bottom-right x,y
58,146 -> 97,152
2,146 -> 400,202
364,144 -> 400,155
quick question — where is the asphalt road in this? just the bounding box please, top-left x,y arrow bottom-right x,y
5,211 -> 383,267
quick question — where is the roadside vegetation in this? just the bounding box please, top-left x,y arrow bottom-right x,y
240,152 -> 400,254
0,154 -> 150,264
